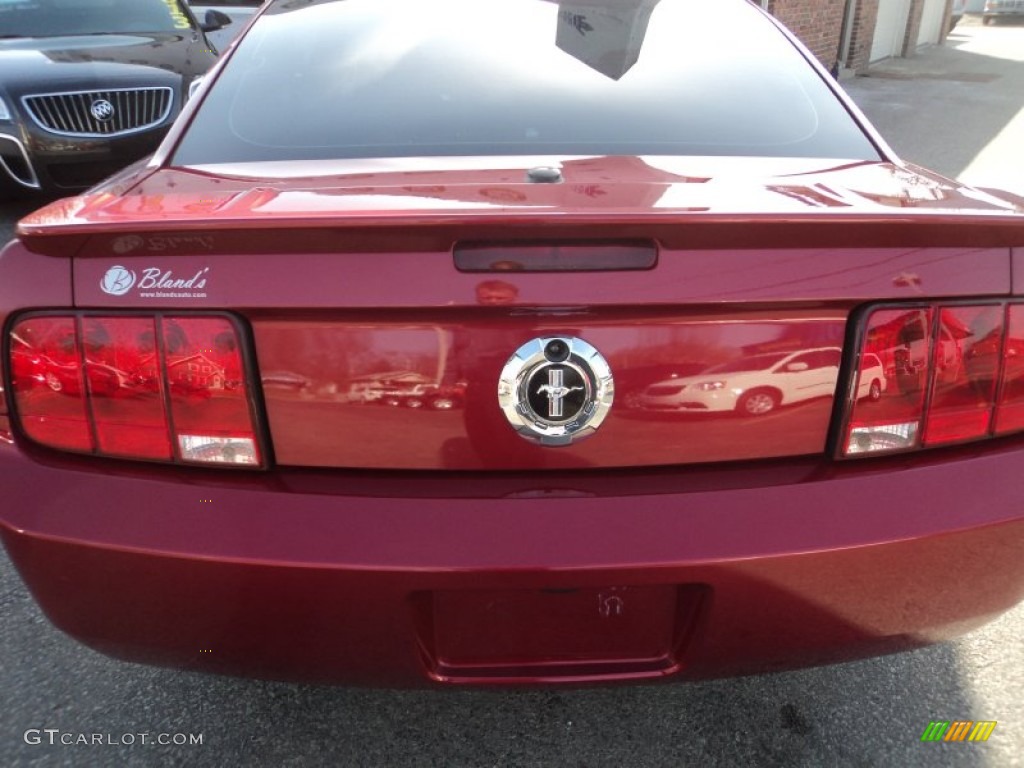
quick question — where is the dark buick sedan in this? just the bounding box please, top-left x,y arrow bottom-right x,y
1,0 -> 1023,687
0,0 -> 227,199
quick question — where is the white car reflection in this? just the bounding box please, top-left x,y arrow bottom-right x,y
636,347 -> 884,416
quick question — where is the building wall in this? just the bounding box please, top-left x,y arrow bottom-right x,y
768,0 -> 848,69
903,0 -> 927,55
768,0 -> 944,74
846,0 -> 880,72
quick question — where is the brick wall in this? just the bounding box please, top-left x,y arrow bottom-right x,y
846,0 -> 879,72
768,0 -> 847,70
769,0 -> 884,74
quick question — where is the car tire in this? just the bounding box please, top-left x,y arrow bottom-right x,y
869,379 -> 882,401
405,398 -> 424,409
949,14 -> 961,29
737,389 -> 779,416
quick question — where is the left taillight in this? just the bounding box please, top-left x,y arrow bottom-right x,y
840,301 -> 1024,458
5,312 -> 265,467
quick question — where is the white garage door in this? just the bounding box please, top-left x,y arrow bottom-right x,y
917,0 -> 947,46
871,0 -> 912,62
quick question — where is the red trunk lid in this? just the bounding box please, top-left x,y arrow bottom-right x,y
18,157 -> 1022,469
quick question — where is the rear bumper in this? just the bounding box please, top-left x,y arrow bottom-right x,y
2,428 -> 1024,686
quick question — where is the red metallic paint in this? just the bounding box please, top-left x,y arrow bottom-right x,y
3,152 -> 1024,683
1,438 -> 1023,685
0,243 -> 74,415
252,310 -> 849,470
16,158 -> 1024,248
63,244 -> 1011,309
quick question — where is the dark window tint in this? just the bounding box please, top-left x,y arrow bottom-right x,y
0,0 -> 195,36
819,349 -> 843,367
786,353 -> 820,370
174,0 -> 879,165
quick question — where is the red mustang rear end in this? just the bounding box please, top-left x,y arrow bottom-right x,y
1,0 -> 1023,686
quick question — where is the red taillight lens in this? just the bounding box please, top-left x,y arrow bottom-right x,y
8,316 -> 93,452
83,316 -> 172,460
842,302 -> 1015,457
7,313 -> 264,467
995,304 -> 1024,434
162,317 -> 261,465
924,306 -> 1002,446
844,307 -> 932,455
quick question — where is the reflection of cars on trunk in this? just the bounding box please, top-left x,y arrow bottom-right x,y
9,316 -> 241,403
857,353 -> 887,402
874,310 -> 964,395
636,347 -> 844,416
11,329 -> 138,396
260,370 -> 313,392
349,373 -> 466,410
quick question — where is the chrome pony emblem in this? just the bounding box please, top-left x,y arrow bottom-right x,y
90,99 -> 115,122
498,337 -> 614,446
536,369 -> 584,418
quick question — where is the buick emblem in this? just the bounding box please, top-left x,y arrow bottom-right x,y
90,99 -> 115,122
498,337 -> 614,446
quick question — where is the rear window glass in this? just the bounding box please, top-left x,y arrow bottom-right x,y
173,0 -> 880,165
0,0 -> 195,36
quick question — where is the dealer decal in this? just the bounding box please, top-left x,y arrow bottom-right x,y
100,265 -> 210,299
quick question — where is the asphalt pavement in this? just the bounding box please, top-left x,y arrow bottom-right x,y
841,16 -> 1024,195
2,15 -> 1024,768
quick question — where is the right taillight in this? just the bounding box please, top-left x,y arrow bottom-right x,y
6,312 -> 265,467
841,301 -> 1024,457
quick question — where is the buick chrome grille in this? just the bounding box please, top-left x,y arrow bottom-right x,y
22,88 -> 174,137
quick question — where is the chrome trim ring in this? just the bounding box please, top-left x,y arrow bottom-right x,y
498,336 -> 614,446
0,133 -> 41,189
